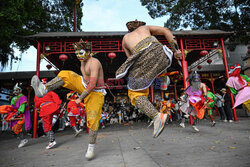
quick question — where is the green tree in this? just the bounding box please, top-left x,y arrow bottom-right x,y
141,0 -> 249,43
0,0 -> 83,70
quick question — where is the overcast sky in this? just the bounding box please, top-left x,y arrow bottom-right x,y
2,0 -> 169,72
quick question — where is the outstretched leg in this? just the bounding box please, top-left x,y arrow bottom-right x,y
31,75 -> 64,97
135,96 -> 168,138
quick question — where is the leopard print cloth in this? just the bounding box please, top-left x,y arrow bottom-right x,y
116,36 -> 171,90
89,129 -> 98,144
135,96 -> 158,119
45,77 -> 65,92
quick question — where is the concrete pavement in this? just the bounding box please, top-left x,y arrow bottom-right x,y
0,117 -> 250,167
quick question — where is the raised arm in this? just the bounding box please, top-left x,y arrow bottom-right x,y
148,26 -> 182,59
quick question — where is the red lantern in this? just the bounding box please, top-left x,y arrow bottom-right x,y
200,50 -> 208,56
46,64 -> 52,70
108,52 -> 116,64
207,59 -> 212,64
59,54 -> 68,61
197,65 -> 202,70
108,52 -> 116,59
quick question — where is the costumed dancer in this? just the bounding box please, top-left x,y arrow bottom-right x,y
34,78 -> 62,149
226,64 -> 250,112
31,39 -> 106,160
160,93 -> 175,123
115,20 -> 182,138
178,92 -> 189,128
99,110 -> 107,129
66,91 -> 84,137
206,88 -> 216,126
9,83 -> 31,148
180,71 -> 208,132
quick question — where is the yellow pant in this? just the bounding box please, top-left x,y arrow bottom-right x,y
128,88 -> 149,106
243,100 -> 250,113
58,70 -> 104,131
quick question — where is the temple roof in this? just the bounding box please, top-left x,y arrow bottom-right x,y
26,30 -> 233,39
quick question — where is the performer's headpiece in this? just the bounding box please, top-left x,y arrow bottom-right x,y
67,91 -> 78,100
187,71 -> 200,82
13,83 -> 23,95
126,19 -> 146,32
229,64 -> 241,74
41,78 -> 47,84
229,63 -> 245,85
73,39 -> 91,60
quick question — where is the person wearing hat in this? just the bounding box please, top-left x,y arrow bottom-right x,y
34,78 -> 62,149
215,92 -> 227,122
66,91 -> 84,137
10,83 -> 31,148
31,39 -> 106,160
226,64 -> 250,113
220,88 -> 233,122
115,19 -> 182,138
181,71 -> 208,132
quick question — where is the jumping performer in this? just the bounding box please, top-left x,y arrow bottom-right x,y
34,78 -> 62,149
31,39 -> 106,160
226,64 -> 250,112
116,20 -> 182,138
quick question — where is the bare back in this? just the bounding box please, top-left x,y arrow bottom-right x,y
122,26 -> 151,57
122,25 -> 175,58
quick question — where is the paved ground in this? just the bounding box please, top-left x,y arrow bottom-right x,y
0,117 -> 250,167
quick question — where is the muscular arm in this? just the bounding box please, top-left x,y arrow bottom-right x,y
148,26 -> 182,59
148,26 -> 174,44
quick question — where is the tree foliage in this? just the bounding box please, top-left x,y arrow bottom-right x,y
0,0 -> 83,70
141,0 -> 249,43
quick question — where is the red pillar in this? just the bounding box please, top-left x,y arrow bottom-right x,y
180,38 -> 192,124
210,73 -> 219,116
74,3 -> 77,32
27,86 -> 31,114
150,85 -> 155,103
174,83 -> 178,100
33,41 -> 41,138
220,38 -> 237,121
180,38 -> 189,88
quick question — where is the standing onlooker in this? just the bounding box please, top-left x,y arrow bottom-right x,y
221,88 -> 233,122
215,92 -> 227,122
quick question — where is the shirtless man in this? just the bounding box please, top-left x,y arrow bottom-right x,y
116,20 -> 182,138
31,39 -> 106,160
